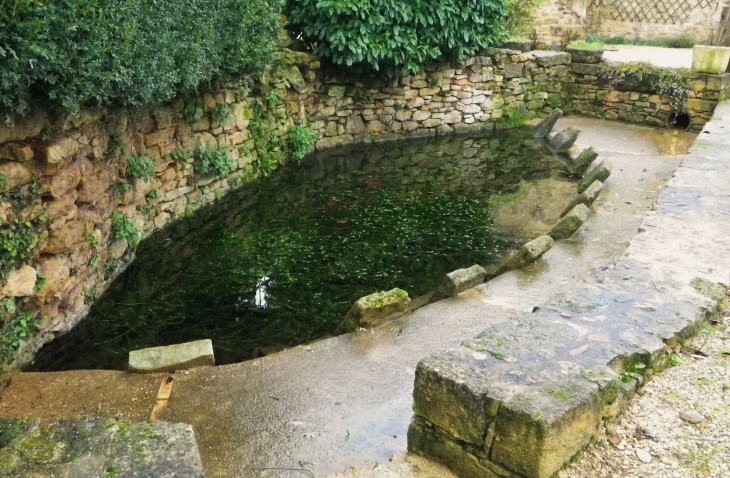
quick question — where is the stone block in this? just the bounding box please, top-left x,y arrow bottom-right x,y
568,146 -> 598,175
0,143 -> 34,162
570,63 -> 600,76
502,63 -> 524,79
548,126 -> 581,153
566,48 -> 604,64
549,204 -> 590,240
534,108 -> 562,139
530,51 -> 571,67
686,98 -> 716,112
412,352 -> 496,445
45,137 -> 78,164
490,381 -> 602,478
560,180 -> 603,217
327,85 -> 346,97
431,265 -> 486,302
129,339 -> 215,373
498,236 -> 554,273
340,288 -> 410,331
0,265 -> 37,297
582,159 -> 613,186
0,162 -> 32,190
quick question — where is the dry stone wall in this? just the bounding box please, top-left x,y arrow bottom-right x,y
565,50 -> 730,130
0,46 -> 572,373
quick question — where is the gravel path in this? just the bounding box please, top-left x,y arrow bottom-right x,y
560,314 -> 730,478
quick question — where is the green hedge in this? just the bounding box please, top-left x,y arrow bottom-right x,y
285,0 -> 507,75
0,0 -> 282,115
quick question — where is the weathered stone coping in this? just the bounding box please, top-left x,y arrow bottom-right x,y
0,416 -> 204,477
408,101 -> 730,478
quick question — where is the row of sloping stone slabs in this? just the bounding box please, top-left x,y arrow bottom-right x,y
408,102 -> 730,478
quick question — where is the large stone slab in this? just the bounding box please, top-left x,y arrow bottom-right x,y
498,235 -> 554,273
129,339 -> 215,373
548,126 -> 581,153
560,180 -> 603,217
581,160 -> 613,189
534,108 -> 562,140
549,203 -> 591,239
340,288 -> 410,331
431,265 -> 487,302
0,417 -> 204,477
568,146 -> 598,175
409,101 -> 730,478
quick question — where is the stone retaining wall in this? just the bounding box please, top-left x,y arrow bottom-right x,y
408,101 -> 730,478
566,51 -> 730,131
0,45 -> 573,373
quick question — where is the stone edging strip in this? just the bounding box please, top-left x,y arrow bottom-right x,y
407,101 -> 730,478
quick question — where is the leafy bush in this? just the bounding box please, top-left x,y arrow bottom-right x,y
0,308 -> 39,362
285,0 -> 507,75
287,125 -> 316,161
0,0 -> 282,116
126,154 -> 156,182
194,148 -> 238,176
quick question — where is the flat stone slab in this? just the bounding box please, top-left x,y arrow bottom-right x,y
561,180 -> 603,217
341,288 -> 410,331
531,51 -> 571,67
534,108 -> 562,140
129,339 -> 215,373
409,101 -> 730,478
0,417 -> 204,477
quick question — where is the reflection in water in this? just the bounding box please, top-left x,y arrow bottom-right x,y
31,127 -> 573,371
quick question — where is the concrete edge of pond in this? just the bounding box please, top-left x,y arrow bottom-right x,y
407,101 -> 730,478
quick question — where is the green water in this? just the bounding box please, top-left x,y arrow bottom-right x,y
30,127 -> 562,370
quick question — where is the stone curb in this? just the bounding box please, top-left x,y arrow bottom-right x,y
408,101 -> 730,478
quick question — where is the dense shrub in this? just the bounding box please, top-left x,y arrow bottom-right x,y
285,0 -> 507,75
0,0 -> 282,115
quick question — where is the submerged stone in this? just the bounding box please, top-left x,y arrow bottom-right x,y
341,288 -> 410,331
534,108 -> 563,140
431,265 -> 487,302
549,204 -> 591,240
548,126 -> 581,153
499,236 -> 554,272
128,339 -> 215,373
561,181 -> 603,217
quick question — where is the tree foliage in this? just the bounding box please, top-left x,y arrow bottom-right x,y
0,0 -> 282,116
285,0 -> 508,75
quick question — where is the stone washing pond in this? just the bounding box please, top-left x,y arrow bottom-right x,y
27,126 -> 579,372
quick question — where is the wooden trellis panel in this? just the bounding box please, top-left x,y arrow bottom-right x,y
588,0 -> 718,24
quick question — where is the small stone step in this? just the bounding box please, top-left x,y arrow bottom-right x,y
129,339 -> 215,373
340,288 -> 410,331
549,203 -> 591,240
561,181 -> 603,217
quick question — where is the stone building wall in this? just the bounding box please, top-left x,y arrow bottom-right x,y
0,46 -> 571,373
534,0 -> 729,46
